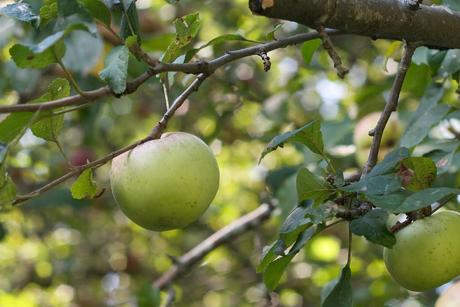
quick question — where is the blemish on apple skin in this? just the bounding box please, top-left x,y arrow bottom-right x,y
262,0 -> 274,10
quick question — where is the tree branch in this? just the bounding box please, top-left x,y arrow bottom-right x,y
0,31 -> 336,114
362,42 -> 415,175
249,0 -> 460,49
13,74 -> 208,205
153,203 -> 275,290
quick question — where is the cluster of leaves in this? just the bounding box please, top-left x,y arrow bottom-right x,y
257,81 -> 459,305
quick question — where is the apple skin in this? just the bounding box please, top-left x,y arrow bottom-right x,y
383,210 -> 460,292
354,112 -> 402,165
110,132 -> 219,231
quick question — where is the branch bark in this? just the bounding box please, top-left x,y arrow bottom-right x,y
362,42 -> 415,175
13,75 -> 208,205
9,32 -> 332,205
153,203 -> 274,290
249,0 -> 460,49
0,31 -> 335,114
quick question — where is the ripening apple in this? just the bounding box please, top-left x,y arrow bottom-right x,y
354,112 -> 402,166
110,132 -> 220,231
383,210 -> 460,292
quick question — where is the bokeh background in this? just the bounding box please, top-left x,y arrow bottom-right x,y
0,0 -> 459,306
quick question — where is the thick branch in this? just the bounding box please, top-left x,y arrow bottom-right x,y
0,31 -> 335,114
249,0 -> 460,49
153,203 -> 274,290
362,42 -> 415,175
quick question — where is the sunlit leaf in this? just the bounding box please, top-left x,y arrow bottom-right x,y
71,169 -> 98,200
296,167 -> 335,203
301,39 -> 322,65
399,157 -> 437,191
260,120 -> 325,162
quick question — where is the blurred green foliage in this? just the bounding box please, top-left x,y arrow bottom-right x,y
0,0 -> 459,306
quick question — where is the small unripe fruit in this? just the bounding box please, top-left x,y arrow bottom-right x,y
383,210 -> 460,292
110,132 -> 220,231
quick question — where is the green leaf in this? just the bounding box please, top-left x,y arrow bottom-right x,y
257,240 -> 284,273
0,79 -> 67,145
399,157 -> 437,191
368,147 -> 410,177
279,203 -> 313,236
34,78 -> 71,103
321,265 -> 352,307
162,12 -> 201,64
266,24 -> 282,41
341,174 -> 401,196
301,39 -> 322,65
296,168 -> 335,203
288,226 -> 317,255
80,0 -> 111,27
31,114 -> 64,142
263,254 -> 295,290
9,23 -> 89,69
393,188 -> 460,213
0,176 -> 16,211
137,283 -> 161,307
40,0 -> 58,25
10,42 -> 65,69
0,2 -> 39,25
412,47 -> 430,66
70,169 -> 98,200
120,1 -> 140,41
260,120 -> 325,162
350,209 -> 396,248
99,45 -> 130,94
0,113 -> 35,144
366,191 -> 411,212
438,49 -> 460,77
401,104 -> 451,148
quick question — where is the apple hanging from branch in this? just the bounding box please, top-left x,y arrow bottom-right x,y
110,132 -> 220,231
383,210 -> 460,292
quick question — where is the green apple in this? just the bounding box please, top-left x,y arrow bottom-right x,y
110,132 -> 220,231
354,112 -> 402,165
383,210 -> 460,292
435,280 -> 460,307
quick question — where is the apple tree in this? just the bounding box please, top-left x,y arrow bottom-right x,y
0,0 -> 459,306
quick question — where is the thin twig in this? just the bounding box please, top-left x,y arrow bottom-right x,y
11,31 -> 338,204
153,203 -> 275,290
150,74 -> 208,138
317,25 -> 349,78
362,42 -> 416,176
13,75 -> 207,205
0,31 -> 338,114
